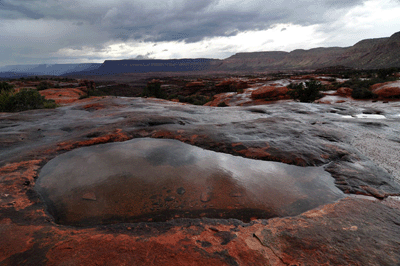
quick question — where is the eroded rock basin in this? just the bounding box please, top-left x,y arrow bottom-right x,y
36,138 -> 344,226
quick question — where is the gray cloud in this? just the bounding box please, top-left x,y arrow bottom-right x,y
2,0 -> 364,40
0,0 -> 386,65
0,2 -> 44,19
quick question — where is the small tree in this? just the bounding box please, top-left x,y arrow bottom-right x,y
288,80 -> 324,103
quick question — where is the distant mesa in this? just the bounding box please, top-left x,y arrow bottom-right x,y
218,31 -> 400,71
1,31 -> 400,77
84,58 -> 221,76
0,63 -> 102,78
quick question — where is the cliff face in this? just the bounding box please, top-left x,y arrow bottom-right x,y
335,33 -> 400,69
90,59 -> 222,75
1,32 -> 400,76
64,31 -> 400,75
218,31 -> 400,71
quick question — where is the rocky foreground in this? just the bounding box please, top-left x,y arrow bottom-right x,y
1,96 -> 400,265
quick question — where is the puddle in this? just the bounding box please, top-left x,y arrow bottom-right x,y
36,138 -> 344,226
347,194 -> 378,201
342,114 -> 386,119
355,114 -> 386,119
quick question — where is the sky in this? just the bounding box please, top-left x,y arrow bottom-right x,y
1,0 -> 400,66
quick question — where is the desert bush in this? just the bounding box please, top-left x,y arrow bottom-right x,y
141,82 -> 166,99
338,78 -> 379,99
79,88 -> 105,99
351,88 -> 377,99
0,82 -> 14,92
340,78 -> 381,90
0,90 -> 12,110
0,89 -> 57,112
177,95 -> 210,105
288,80 -> 324,102
377,67 -> 399,79
79,91 -> 92,99
217,101 -> 228,107
36,81 -> 51,91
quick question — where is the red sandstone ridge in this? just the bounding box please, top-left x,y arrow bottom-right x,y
57,129 -> 130,151
251,86 -> 289,100
205,93 -> 234,107
2,96 -> 400,265
371,80 -> 400,98
39,88 -> 86,104
186,81 -> 205,88
215,79 -> 249,93
337,87 -> 353,97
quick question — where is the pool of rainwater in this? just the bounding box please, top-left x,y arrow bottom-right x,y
35,138 -> 344,226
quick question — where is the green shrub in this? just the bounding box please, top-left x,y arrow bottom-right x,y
288,80 -> 324,102
141,82 -> 166,99
0,82 -> 14,92
351,88 -> 377,99
0,89 -> 57,112
79,94 -> 90,99
217,101 -> 228,107
377,67 -> 398,79
176,95 -> 211,105
167,94 -> 178,100
36,81 -> 51,91
78,88 -> 106,99
0,90 -> 12,110
338,78 -> 379,99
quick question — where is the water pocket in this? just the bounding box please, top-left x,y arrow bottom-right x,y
36,138 -> 343,226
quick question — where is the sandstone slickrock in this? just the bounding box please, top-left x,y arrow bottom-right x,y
371,80 -> 400,98
1,96 -> 400,265
250,86 -> 289,100
39,88 -> 85,104
337,87 -> 353,97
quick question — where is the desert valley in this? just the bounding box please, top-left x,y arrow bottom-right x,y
1,31 -> 400,265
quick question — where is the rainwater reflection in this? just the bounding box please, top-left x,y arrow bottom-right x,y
36,138 -> 343,226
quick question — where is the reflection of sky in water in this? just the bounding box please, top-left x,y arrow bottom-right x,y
36,138 -> 344,225
342,114 -> 387,119
39,138 -> 336,194
355,114 -> 386,119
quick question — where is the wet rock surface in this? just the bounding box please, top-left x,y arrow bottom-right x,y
371,80 -> 400,98
1,96 -> 400,265
36,138 -> 343,226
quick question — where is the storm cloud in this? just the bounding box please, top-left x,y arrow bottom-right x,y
0,0 -> 399,65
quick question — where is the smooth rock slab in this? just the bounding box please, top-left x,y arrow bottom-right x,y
36,138 -> 344,226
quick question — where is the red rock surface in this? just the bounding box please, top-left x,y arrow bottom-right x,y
251,86 -> 289,100
39,88 -> 86,104
337,87 -> 353,96
215,79 -> 249,92
1,96 -> 400,265
205,93 -> 235,107
371,80 -> 400,98
186,81 -> 205,87
57,129 -> 130,151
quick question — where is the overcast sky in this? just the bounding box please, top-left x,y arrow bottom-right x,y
1,0 -> 400,66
